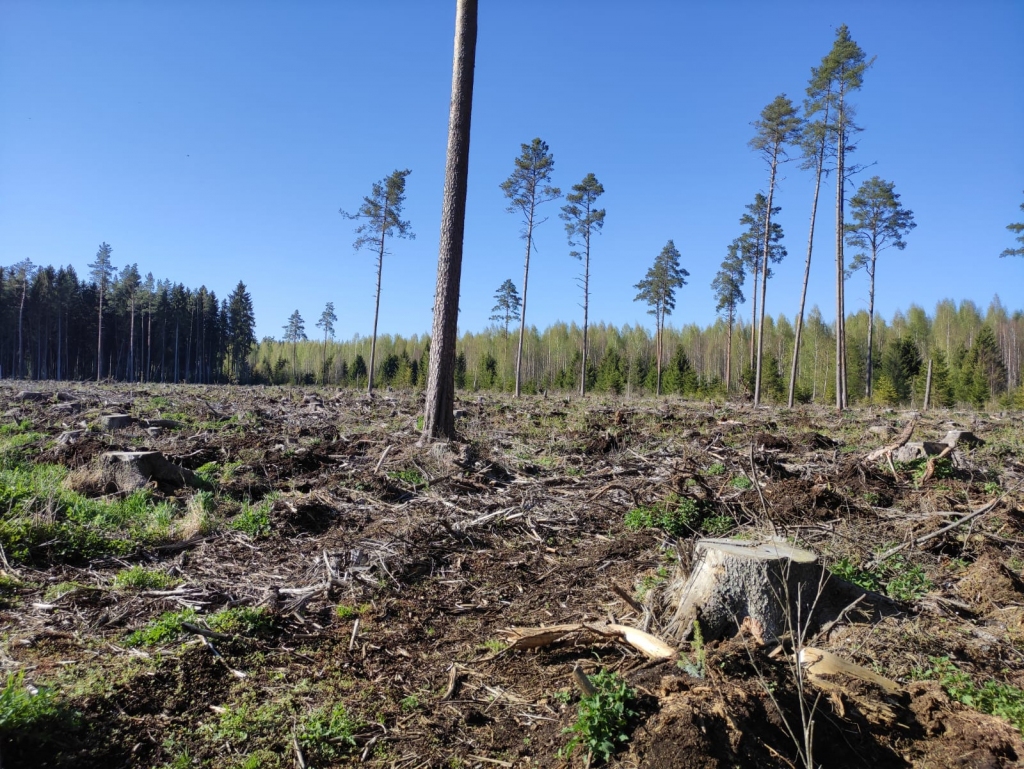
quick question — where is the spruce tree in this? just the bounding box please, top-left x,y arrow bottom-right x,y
501,138 -> 560,398
341,169 -> 414,394
560,173 -> 606,396
846,176 -> 916,398
226,281 -> 256,382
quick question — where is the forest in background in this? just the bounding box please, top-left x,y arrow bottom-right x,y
0,257 -> 1021,409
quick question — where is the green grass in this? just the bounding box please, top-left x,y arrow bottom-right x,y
830,554 -> 932,600
730,475 -> 753,490
208,607 -> 274,636
127,606 -> 273,646
919,657 -> 1024,732
388,468 -> 424,485
0,672 -> 74,745
113,565 -> 181,590
559,669 -> 637,764
624,494 -> 729,537
298,703 -> 359,763
230,498 -> 274,538
0,453 -> 185,563
125,608 -> 199,647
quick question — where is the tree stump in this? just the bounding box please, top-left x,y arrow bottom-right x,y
98,414 -> 134,431
663,538 -> 824,644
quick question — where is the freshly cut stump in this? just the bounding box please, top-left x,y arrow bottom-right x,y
664,538 -> 822,644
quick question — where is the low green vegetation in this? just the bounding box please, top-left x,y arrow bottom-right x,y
560,668 -> 637,764
0,672 -> 76,748
298,703 -> 359,763
125,608 -> 199,647
127,606 -> 273,647
388,468 -> 424,486
678,620 -> 706,679
919,657 -> 1024,732
230,498 -> 274,538
830,554 -> 932,601
113,565 -> 181,590
624,494 -> 731,537
730,475 -> 753,490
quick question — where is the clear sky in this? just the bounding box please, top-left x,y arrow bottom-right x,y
2,1 -> 1022,341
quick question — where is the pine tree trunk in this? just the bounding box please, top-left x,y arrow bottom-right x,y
866,253 -> 877,398
97,287 -> 103,381
754,159 -> 778,406
515,215 -> 534,399
725,312 -> 733,392
580,244 -> 589,397
788,150 -> 825,406
421,0 -> 477,440
835,97 -> 847,410
368,205 -> 388,395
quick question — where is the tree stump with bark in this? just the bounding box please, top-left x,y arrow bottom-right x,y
663,538 -> 825,644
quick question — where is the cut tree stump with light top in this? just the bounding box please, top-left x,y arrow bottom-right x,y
663,537 -> 826,644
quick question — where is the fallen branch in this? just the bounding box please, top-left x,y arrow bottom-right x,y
497,622 -> 675,660
866,486 -> 1020,568
864,419 -> 916,464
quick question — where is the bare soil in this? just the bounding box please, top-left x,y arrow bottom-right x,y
2,382 -> 1024,768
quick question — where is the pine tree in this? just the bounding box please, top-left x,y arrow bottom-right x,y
813,25 -> 871,409
501,138 -> 560,397
711,246 -> 746,392
750,94 -> 802,405
560,173 -> 606,396
341,169 -> 414,394
846,176 -> 916,398
88,242 -> 115,381
489,279 -> 521,388
422,0 -> 477,439
9,259 -> 36,378
1000,192 -> 1024,258
283,310 -> 307,383
316,302 -> 337,385
634,240 -> 688,395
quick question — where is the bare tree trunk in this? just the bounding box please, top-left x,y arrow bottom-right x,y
656,311 -> 663,396
788,151 -> 826,406
725,311 -> 733,392
754,159 -> 779,406
514,214 -> 534,398
835,97 -> 847,410
580,245 -> 589,397
422,0 -> 477,441
96,287 -> 104,381
368,205 -> 388,394
749,259 -> 759,369
865,253 -> 877,398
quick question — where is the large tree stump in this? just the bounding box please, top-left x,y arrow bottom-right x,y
663,538 -> 825,644
66,451 -> 198,494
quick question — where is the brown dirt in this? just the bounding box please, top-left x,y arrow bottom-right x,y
1,382 -> 1023,768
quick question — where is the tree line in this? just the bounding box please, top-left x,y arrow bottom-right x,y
0,247 -> 257,384
245,297 -> 1023,409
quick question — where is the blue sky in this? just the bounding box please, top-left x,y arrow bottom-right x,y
1,1 -> 1022,341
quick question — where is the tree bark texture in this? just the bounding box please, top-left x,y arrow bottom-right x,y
663,538 -> 822,643
753,160 -> 778,406
422,0 -> 477,441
